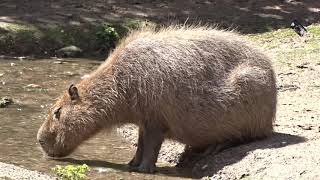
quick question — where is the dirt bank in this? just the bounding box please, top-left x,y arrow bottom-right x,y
0,0 -> 319,57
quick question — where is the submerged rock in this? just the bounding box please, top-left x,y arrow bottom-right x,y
0,97 -> 13,108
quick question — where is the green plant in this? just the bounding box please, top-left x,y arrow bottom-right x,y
52,164 -> 90,180
96,24 -> 119,52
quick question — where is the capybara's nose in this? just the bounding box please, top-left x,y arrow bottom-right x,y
38,139 -> 46,146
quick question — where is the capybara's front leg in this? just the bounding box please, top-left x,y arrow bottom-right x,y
128,127 -> 144,167
130,122 -> 165,173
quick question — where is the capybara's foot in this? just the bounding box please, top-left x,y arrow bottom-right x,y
128,157 -> 140,167
129,163 -> 156,174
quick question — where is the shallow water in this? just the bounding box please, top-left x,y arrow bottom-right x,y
0,59 -> 190,179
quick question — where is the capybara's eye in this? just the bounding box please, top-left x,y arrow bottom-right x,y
53,107 -> 61,120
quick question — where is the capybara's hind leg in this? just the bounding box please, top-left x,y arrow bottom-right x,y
202,141 -> 235,156
128,127 -> 144,167
130,122 -> 165,173
177,142 -> 235,168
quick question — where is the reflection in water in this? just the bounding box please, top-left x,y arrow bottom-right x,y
0,59 -> 191,179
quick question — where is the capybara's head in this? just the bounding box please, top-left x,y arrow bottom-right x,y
37,84 -> 101,158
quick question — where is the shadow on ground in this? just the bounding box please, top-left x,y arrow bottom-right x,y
0,0 -> 319,34
58,132 -> 305,179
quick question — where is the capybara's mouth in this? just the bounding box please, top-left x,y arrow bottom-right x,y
38,142 -> 72,159
42,149 -> 70,159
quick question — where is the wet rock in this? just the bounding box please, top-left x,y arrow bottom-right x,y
56,45 -> 83,58
0,97 -> 13,108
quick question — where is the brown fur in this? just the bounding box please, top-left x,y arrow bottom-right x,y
37,26 -> 277,173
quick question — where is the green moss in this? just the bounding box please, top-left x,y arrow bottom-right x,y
0,19 -> 153,57
52,164 -> 90,180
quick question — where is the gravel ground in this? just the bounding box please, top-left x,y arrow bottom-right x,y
0,162 -> 55,180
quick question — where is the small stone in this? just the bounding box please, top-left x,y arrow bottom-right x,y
0,73 -> 4,77
25,84 -> 41,88
10,63 -> 16,66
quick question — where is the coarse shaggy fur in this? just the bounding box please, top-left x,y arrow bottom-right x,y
37,26 -> 277,171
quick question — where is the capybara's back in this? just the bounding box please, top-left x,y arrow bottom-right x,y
114,27 -> 277,146
37,26 -> 276,173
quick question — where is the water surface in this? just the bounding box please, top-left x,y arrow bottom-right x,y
0,59 -> 190,179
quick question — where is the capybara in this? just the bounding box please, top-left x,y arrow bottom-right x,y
37,26 -> 277,173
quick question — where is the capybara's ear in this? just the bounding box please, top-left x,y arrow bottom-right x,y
68,84 -> 80,101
